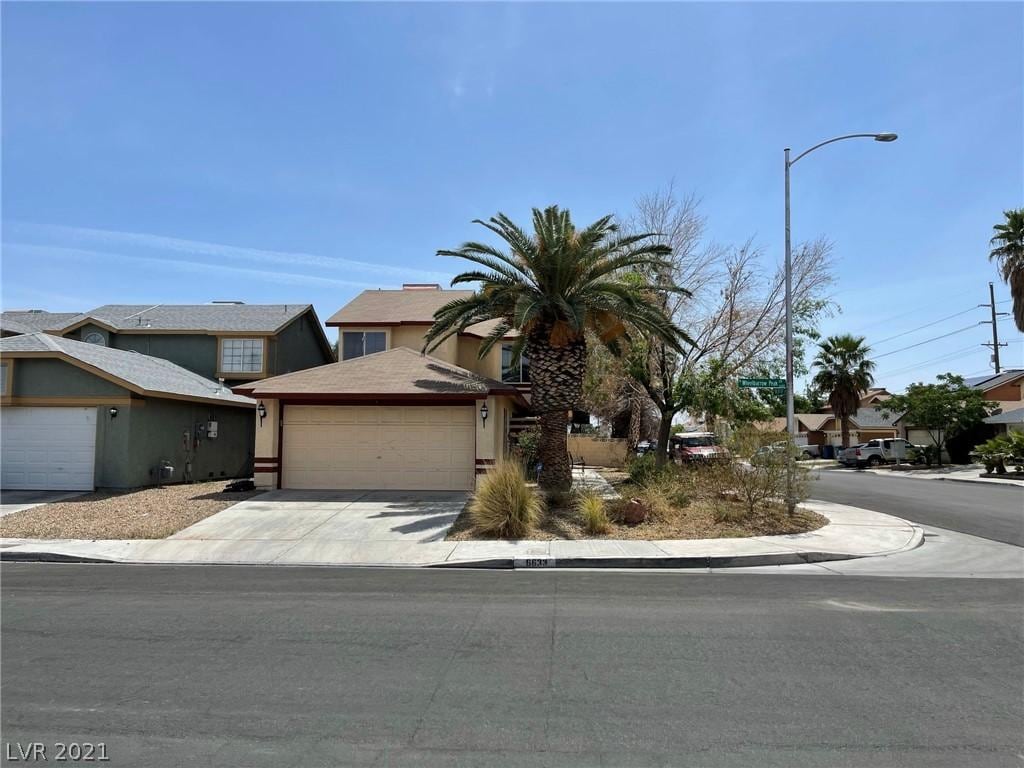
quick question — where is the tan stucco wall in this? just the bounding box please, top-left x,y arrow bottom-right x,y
253,398 -> 280,488
567,435 -> 629,467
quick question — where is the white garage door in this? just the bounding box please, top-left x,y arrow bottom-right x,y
282,405 -> 475,491
1,407 -> 97,490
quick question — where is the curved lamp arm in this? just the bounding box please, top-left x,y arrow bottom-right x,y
788,133 -> 897,166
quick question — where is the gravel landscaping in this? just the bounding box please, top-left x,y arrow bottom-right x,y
0,481 -> 261,540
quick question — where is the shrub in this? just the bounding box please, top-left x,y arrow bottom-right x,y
627,452 -> 675,487
576,490 -> 611,534
512,426 -> 541,471
706,427 -> 811,518
634,482 -> 674,523
469,460 -> 543,538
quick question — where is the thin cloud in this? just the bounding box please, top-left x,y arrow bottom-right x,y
3,243 -> 386,291
7,222 -> 453,284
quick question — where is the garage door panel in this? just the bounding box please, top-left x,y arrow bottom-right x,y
282,405 -> 474,491
1,407 -> 97,491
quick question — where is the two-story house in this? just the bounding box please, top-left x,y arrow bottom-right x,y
0,303 -> 333,491
1,303 -> 334,386
234,285 -> 531,491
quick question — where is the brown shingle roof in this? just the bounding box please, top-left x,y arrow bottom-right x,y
327,289 -> 474,326
235,347 -> 526,404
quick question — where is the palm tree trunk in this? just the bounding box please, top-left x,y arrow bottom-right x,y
527,326 -> 587,494
840,415 -> 850,449
537,410 -> 571,491
1011,268 -> 1024,333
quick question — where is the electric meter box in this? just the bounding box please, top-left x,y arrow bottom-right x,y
207,421 -> 218,438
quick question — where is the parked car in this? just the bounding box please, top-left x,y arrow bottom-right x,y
838,438 -> 921,468
754,440 -> 820,461
670,432 -> 729,463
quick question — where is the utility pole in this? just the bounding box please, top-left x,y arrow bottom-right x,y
980,282 -> 1008,373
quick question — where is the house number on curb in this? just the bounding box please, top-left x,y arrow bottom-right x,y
514,556 -> 556,569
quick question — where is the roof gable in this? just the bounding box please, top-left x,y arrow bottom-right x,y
328,289 -> 473,326
1,333 -> 254,407
235,347 -> 524,403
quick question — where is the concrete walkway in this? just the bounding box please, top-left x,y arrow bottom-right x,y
0,498 -> 923,568
0,490 -> 84,519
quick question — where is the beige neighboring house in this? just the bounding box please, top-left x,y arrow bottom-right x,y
757,408 -> 898,448
234,285 -> 532,491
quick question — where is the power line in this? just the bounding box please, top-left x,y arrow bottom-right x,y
871,305 -> 980,347
873,323 -> 981,360
875,344 -> 980,379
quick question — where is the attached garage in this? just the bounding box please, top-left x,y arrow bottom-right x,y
282,405 -> 475,490
0,407 -> 97,490
237,347 -> 528,492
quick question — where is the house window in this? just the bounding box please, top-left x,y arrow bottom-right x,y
501,344 -> 530,383
83,331 -> 106,347
341,331 -> 387,360
0,361 -> 10,397
220,338 -> 264,373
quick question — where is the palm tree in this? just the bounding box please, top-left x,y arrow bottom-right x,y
425,206 -> 691,493
990,209 -> 1024,332
811,334 -> 876,449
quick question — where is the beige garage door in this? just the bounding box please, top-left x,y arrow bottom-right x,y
282,405 -> 476,490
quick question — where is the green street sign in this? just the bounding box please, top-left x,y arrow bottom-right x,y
738,377 -> 786,389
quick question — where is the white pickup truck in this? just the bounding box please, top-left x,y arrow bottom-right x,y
838,438 -> 919,468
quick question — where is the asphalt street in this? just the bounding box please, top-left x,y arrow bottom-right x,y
810,468 -> 1024,546
2,565 -> 1022,767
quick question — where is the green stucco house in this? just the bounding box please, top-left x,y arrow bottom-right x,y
1,333 -> 256,490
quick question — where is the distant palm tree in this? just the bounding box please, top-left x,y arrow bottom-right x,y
990,208 -> 1024,332
425,206 -> 691,493
812,335 -> 876,449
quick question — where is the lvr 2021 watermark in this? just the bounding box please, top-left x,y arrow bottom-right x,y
5,742 -> 109,762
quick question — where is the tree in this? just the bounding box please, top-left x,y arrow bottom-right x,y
616,186 -> 834,465
990,208 -> 1024,332
811,335 -> 875,449
424,206 -> 690,493
879,374 -> 996,466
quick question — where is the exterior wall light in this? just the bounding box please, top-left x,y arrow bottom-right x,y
257,401 -> 267,426
480,402 -> 489,427
109,407 -> 118,418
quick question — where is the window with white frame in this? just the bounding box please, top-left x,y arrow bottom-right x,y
341,331 -> 387,360
501,344 -> 530,383
220,338 -> 264,373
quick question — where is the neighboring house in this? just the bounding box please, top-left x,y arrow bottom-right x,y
234,347 -> 527,491
232,284 -> 533,491
0,333 -> 254,490
966,369 -> 1024,402
815,386 -> 893,413
756,408 -> 898,448
0,303 -> 334,387
983,407 -> 1024,435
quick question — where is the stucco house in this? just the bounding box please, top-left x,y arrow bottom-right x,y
0,303 -> 334,387
233,284 -> 534,491
0,333 -> 254,490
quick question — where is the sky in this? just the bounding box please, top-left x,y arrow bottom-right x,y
2,1 -> 1022,393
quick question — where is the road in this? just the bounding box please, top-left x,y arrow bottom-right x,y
810,468 -> 1024,546
3,565 -> 1022,767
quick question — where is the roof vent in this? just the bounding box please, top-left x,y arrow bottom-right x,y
211,300 -> 246,305
402,284 -> 441,291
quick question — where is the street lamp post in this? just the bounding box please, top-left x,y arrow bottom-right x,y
783,132 -> 897,514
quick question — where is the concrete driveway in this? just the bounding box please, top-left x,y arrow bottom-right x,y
0,490 -> 85,519
167,489 -> 468,564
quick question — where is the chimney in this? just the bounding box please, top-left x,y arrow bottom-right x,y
402,284 -> 441,291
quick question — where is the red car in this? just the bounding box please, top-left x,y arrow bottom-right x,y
670,432 -> 729,463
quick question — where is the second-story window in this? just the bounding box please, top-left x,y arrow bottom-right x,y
341,331 -> 387,360
221,338 -> 264,373
501,344 -> 530,383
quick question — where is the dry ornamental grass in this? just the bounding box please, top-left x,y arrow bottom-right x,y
0,481 -> 261,540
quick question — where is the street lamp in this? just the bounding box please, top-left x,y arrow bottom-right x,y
783,132 -> 897,513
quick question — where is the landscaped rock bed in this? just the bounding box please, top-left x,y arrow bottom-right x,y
447,465 -> 826,542
0,481 -> 261,540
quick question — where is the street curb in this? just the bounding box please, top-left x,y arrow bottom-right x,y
1,509 -> 925,570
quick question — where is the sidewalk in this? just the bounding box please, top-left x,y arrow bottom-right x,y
854,464 -> 1024,488
0,499 -> 922,569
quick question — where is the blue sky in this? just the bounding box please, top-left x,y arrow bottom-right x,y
2,2 -> 1021,391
